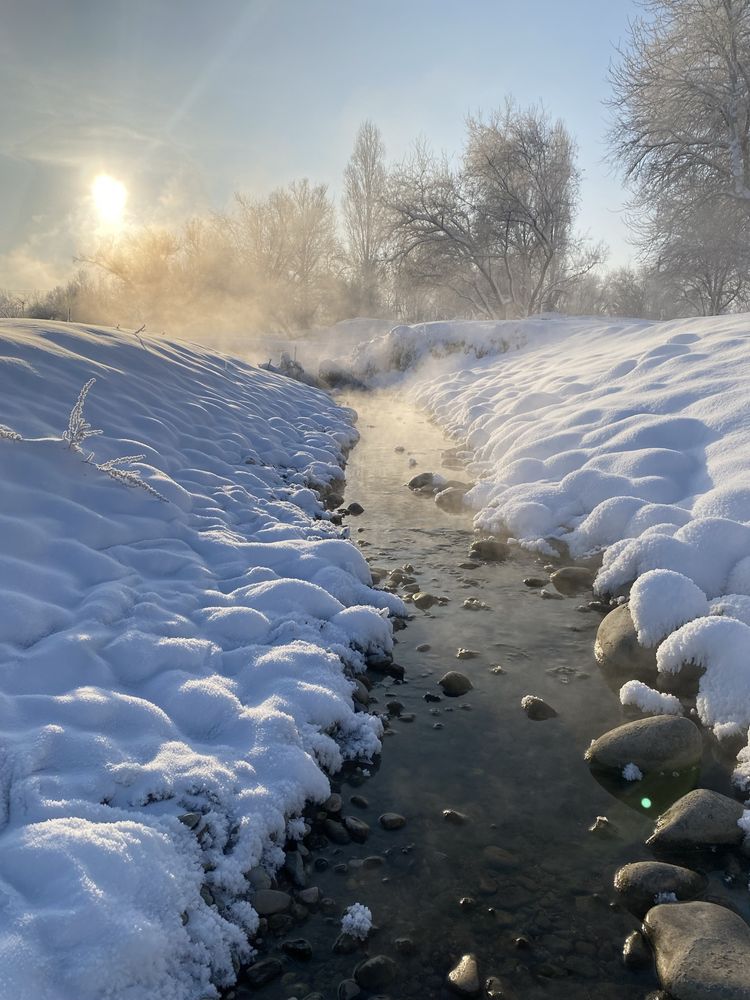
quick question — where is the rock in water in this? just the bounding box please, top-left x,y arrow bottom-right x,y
644,901 -> 750,999
244,958 -> 283,987
521,695 -> 557,720
622,930 -> 653,969
584,716 -> 702,774
435,486 -> 471,514
252,889 -> 292,915
379,812 -> 406,830
646,788 -> 744,849
447,953 -> 481,996
550,566 -> 596,595
408,472 -> 437,491
439,671 -> 473,696
594,603 -> 657,678
614,861 -> 706,917
468,538 -> 509,562
413,592 -> 439,610
354,956 -> 397,990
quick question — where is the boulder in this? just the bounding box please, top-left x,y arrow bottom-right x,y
644,901 -> 750,999
594,603 -> 657,678
647,789 -> 744,849
584,716 -> 702,774
550,566 -> 596,595
614,861 -> 706,917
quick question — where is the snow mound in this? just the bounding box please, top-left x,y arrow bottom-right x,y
0,320 -> 403,1000
629,570 -> 710,646
619,679 -> 682,716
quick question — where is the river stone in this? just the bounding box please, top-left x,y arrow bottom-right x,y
644,901 -> 750,999
244,957 -> 283,987
323,819 -> 351,844
354,955 -> 397,990
584,716 -> 702,774
298,887 -> 320,907
435,486 -> 471,514
623,930 -> 653,969
614,861 -> 706,917
646,789 -> 744,849
521,695 -> 557,720
248,866 -> 273,891
284,850 -> 306,887
408,472 -> 437,490
282,938 -> 313,961
337,979 -> 361,1000
413,592 -> 439,610
347,502 -> 365,516
482,845 -> 517,870
594,603 -> 657,678
468,538 -> 509,562
439,671 -> 473,697
447,953 -> 481,996
379,812 -> 406,830
550,566 -> 596,595
253,889 -> 292,916
343,816 -> 370,843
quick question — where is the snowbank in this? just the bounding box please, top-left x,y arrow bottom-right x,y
0,321 -> 403,1000
347,314 -> 750,785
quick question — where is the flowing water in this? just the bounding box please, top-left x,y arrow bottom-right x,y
230,391 -> 746,1000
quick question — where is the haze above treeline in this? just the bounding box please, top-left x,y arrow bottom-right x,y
4,0 -> 750,340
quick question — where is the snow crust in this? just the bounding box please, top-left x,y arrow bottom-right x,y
0,320 -> 403,1000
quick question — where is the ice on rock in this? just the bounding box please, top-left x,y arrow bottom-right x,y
623,762 -> 644,781
341,902 -> 373,940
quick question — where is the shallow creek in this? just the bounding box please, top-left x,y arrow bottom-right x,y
231,391 -> 747,1000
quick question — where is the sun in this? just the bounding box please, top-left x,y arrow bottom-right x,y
92,174 -> 127,226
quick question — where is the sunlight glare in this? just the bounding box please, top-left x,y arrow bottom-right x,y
92,174 -> 127,226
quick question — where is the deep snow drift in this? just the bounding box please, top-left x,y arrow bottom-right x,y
349,314 -> 750,786
0,321 -> 403,1000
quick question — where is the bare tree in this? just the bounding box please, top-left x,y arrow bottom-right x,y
387,103 -> 599,318
609,0 -> 750,205
342,121 -> 389,313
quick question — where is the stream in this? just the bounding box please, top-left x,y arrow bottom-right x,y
230,390 -> 744,1000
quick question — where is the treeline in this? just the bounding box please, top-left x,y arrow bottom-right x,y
8,0 -> 750,336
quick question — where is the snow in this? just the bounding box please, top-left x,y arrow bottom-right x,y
345,313 -> 750,790
0,320 -> 405,1000
340,902 -> 373,940
622,763 -> 644,781
619,679 -> 682,716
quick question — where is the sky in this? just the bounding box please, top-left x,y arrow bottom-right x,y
0,0 -> 641,292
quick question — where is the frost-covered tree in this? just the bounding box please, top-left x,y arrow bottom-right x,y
342,121 -> 389,313
387,103 -> 600,318
609,0 -> 750,205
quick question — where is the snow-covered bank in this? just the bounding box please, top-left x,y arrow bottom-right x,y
349,314 -> 750,783
0,321 -> 403,1000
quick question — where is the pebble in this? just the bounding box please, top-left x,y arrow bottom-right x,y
447,953 -> 481,996
323,819 -> 351,845
346,502 -> 365,516
522,577 -> 547,588
253,890 -> 292,916
354,955 -> 397,990
416,643 -> 431,652
412,592 -> 439,610
337,979 -> 361,1000
178,812 -> 202,829
282,938 -> 313,961
394,936 -> 416,954
349,795 -> 369,809
443,809 -> 469,825
379,812 -> 406,830
284,851 -> 306,887
468,539 -> 509,562
332,932 -> 359,955
324,793 -> 343,814
343,817 -> 370,843
622,930 -> 652,969
488,665 -> 505,675
589,815 -> 615,837
439,671 -> 473,696
482,845 -> 517,870
463,597 -> 490,611
244,958 -> 283,987
456,648 -> 478,660
520,695 -> 557,720
297,887 -> 320,907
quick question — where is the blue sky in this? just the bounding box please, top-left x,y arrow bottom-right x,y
0,0 -> 640,290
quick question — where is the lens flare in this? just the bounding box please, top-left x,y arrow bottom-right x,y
92,174 -> 127,226
641,797 -> 652,809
